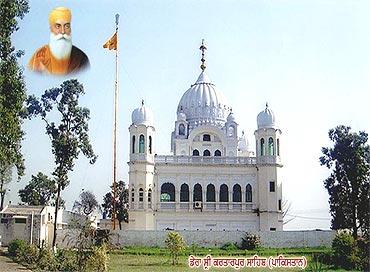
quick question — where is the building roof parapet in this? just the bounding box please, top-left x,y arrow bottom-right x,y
154,155 -> 257,165
0,205 -> 46,215
256,156 -> 283,166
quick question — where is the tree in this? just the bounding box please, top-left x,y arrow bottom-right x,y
66,191 -> 106,272
0,164 -> 12,210
18,172 -> 56,206
0,0 -> 29,179
26,79 -> 97,248
102,180 -> 128,230
73,190 -> 100,216
320,125 -> 370,239
64,215 -> 95,272
165,231 -> 186,265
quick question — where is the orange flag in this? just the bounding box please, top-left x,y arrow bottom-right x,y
103,32 -> 117,50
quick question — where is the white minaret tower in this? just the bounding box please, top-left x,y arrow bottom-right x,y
128,100 -> 156,230
225,111 -> 238,156
254,103 -> 283,231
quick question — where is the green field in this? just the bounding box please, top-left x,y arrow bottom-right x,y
107,247 -> 350,272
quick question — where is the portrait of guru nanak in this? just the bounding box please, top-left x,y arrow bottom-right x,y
28,7 -> 90,76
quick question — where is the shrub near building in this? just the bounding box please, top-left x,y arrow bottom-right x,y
332,231 -> 369,271
241,232 -> 261,250
165,231 -> 186,265
8,239 -> 27,257
8,239 -> 50,269
6,238 -> 109,272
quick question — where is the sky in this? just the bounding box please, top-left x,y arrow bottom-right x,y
7,0 -> 370,230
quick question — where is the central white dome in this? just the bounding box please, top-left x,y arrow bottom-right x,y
177,71 -> 231,129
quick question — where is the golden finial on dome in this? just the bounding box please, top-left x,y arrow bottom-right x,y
199,39 -> 207,71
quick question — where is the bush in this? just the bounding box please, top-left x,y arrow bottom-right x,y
311,251 -> 332,265
95,229 -> 111,246
55,249 -> 78,272
8,239 -> 27,257
37,247 -> 58,271
240,232 -> 261,250
8,238 -> 111,272
220,242 -> 239,251
165,231 -> 186,265
308,255 -> 325,272
356,237 -> 369,271
17,243 -> 39,265
86,244 -> 109,272
332,231 -> 357,270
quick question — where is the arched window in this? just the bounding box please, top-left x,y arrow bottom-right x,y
260,138 -> 265,156
179,124 -> 185,135
232,184 -> 241,202
180,184 -> 189,202
203,134 -> 211,141
131,188 -> 135,202
206,184 -> 215,202
193,183 -> 202,202
268,137 -> 274,155
139,134 -> 145,153
132,135 -> 136,153
214,150 -> 221,156
246,184 -> 252,202
149,136 -> 152,154
160,183 -> 175,202
277,139 -> 280,156
192,149 -> 200,156
203,149 -> 210,156
139,188 -> 144,202
148,189 -> 152,203
228,126 -> 235,137
220,184 -> 229,202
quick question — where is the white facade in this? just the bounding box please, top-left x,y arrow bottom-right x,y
127,55 -> 283,232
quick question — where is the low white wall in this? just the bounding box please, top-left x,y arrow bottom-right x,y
56,229 -> 335,248
0,215 -> 41,246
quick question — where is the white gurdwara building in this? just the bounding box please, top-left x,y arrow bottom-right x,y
128,45 -> 283,231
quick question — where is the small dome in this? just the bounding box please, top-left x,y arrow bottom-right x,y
227,111 -> 236,122
177,112 -> 186,121
131,100 -> 154,126
257,103 -> 276,128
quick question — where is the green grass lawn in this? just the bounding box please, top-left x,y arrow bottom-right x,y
107,247 -> 351,272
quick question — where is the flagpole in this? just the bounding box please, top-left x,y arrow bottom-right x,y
112,13 -> 119,231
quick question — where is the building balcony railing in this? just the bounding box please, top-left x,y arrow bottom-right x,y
256,156 -> 282,165
180,203 -> 189,210
158,202 -> 256,212
232,203 -> 242,211
128,154 -> 281,165
155,155 -> 257,165
205,203 -> 216,211
129,153 -> 154,162
160,202 -> 176,210
154,155 -> 282,165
